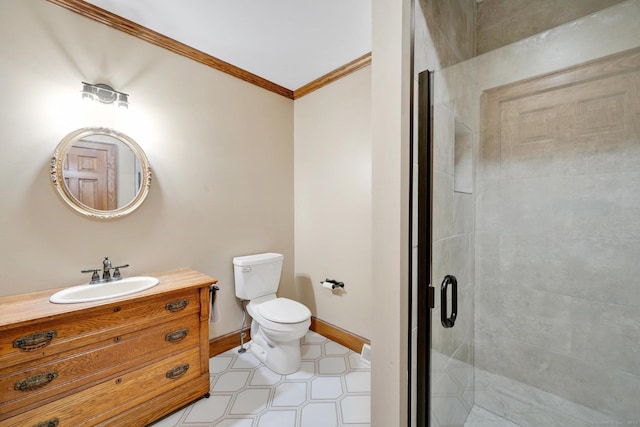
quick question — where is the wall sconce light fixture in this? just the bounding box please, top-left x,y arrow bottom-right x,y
81,82 -> 129,108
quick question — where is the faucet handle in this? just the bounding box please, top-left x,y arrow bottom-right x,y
81,269 -> 101,284
112,264 -> 130,280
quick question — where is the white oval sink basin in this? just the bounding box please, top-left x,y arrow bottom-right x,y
50,276 -> 159,304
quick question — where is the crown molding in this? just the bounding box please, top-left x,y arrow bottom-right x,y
46,0 -> 295,99
46,0 -> 370,100
293,52 -> 372,99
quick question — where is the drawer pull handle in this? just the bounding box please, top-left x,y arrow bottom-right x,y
15,370 -> 58,391
13,330 -> 57,351
166,363 -> 189,379
166,299 -> 189,312
33,418 -> 60,427
33,419 -> 59,427
165,328 -> 189,343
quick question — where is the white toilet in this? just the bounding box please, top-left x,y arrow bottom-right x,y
233,253 -> 311,374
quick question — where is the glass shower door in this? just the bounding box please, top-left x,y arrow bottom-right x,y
415,66 -> 476,427
413,2 -> 640,425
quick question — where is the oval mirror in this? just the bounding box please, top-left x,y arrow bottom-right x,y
50,127 -> 151,219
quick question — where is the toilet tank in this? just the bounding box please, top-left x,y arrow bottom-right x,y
233,253 -> 284,300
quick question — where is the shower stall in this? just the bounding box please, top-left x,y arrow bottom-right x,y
411,1 -> 640,425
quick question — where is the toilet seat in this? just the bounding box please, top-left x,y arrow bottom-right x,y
257,298 -> 311,323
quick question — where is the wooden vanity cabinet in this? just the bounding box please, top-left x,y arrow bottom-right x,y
0,269 -> 216,426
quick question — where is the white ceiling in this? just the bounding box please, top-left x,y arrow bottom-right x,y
85,0 -> 372,90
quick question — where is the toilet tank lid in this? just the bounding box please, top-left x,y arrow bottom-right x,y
233,253 -> 284,266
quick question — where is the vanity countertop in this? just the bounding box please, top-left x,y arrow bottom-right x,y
0,268 -> 217,330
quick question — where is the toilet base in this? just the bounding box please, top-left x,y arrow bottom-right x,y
249,328 -> 303,375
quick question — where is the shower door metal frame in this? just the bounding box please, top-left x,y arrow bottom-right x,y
416,69 -> 435,427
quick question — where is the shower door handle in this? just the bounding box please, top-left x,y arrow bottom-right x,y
440,275 -> 457,328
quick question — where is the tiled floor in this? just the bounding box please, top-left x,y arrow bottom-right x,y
150,332 -> 618,427
150,331 -> 371,427
463,406 -> 519,427
430,350 -> 475,427
463,368 -> 616,427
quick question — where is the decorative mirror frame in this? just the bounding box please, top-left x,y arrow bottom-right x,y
50,127 -> 152,220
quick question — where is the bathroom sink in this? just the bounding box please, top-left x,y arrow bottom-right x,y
49,276 -> 159,304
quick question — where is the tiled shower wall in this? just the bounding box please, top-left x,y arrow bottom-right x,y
476,0 -> 627,54
474,1 -> 640,421
417,0 -> 477,67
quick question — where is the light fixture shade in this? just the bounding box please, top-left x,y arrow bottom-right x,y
81,82 -> 129,108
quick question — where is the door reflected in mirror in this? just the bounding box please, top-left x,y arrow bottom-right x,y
50,128 -> 151,219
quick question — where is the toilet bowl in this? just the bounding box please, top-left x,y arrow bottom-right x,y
233,253 -> 311,374
246,295 -> 311,374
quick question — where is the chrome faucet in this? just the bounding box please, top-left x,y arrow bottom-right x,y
102,257 -> 113,281
82,257 -> 130,284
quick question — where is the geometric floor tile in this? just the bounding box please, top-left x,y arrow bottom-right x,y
311,377 -> 343,399
301,402 -> 338,426
147,338 -> 619,426
340,396 -> 371,424
345,371 -> 370,393
150,331 -> 371,426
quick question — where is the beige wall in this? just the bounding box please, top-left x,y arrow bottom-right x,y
371,0 -> 412,425
293,66 -> 372,340
0,0 -> 294,341
0,1 -> 409,424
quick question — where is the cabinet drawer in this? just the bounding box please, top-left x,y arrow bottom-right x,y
0,289 -> 199,367
0,313 -> 200,417
3,348 -> 204,427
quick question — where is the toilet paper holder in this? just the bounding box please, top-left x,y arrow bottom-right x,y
322,278 -> 345,290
